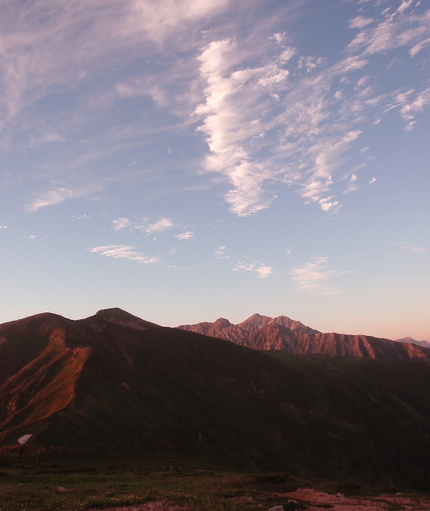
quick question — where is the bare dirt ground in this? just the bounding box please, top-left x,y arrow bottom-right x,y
85,488 -> 430,511
86,500 -> 188,511
276,488 -> 430,511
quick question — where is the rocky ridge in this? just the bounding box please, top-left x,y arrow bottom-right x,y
178,313 -> 430,360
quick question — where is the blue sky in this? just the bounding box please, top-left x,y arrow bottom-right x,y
0,0 -> 429,340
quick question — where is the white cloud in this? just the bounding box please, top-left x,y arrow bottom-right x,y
234,261 -> 273,278
349,16 -> 374,29
342,173 -> 359,194
193,4 -> 430,217
348,6 -> 430,56
215,246 -> 230,259
0,226 -> 7,229
113,217 -> 132,231
410,38 -> 430,57
89,245 -> 159,263
175,231 -> 195,240
319,197 -> 340,212
396,242 -> 426,253
194,32 -> 389,215
4,0 -> 430,223
0,0 -> 231,132
297,56 -> 326,73
25,187 -> 88,212
397,87 -> 430,123
194,38 -> 289,216
289,257 -> 349,295
397,0 -> 413,15
136,218 -> 175,234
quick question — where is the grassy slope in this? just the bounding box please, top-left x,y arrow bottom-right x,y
2,452 -> 429,511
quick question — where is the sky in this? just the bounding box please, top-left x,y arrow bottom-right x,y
0,0 -> 429,341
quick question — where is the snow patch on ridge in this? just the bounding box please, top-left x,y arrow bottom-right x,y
18,434 -> 33,445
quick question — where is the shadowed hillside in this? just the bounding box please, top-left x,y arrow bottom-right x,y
1,308 -> 430,490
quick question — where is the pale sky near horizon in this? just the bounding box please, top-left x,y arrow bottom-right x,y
0,0 -> 429,340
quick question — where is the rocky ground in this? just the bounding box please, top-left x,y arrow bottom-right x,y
85,488 -> 430,511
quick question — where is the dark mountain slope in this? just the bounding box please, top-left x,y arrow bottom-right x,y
178,314 -> 430,360
1,309 -> 430,489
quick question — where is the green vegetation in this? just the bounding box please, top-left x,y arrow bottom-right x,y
0,451 -> 425,511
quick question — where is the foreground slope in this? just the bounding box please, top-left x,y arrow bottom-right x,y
1,308 -> 430,489
178,313 -> 430,360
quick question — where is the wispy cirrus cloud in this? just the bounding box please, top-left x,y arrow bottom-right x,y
347,3 -> 430,56
342,171 -> 377,194
349,16 -> 374,29
194,3 -> 430,216
89,245 -> 159,263
396,88 -> 430,128
3,0 -> 430,222
395,242 -> 426,253
194,34 -> 370,215
113,217 -> 192,238
25,187 -> 89,212
30,133 -> 65,148
289,257 -> 350,295
0,0 -> 230,130
234,261 -> 273,278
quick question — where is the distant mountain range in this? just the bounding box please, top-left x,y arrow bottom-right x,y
178,313 -> 430,361
1,308 -> 430,489
397,337 -> 430,349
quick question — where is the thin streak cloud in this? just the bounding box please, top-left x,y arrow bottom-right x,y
396,242 -> 426,253
25,187 -> 89,212
89,245 -> 159,263
175,231 -> 195,240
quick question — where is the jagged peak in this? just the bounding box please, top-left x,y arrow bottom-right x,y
238,313 -> 273,332
213,317 -> 233,329
271,315 -> 320,333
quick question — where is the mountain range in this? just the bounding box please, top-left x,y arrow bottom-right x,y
1,308 -> 430,490
178,313 -> 430,360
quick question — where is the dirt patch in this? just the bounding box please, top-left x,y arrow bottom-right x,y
281,488 -> 430,511
87,499 -> 188,511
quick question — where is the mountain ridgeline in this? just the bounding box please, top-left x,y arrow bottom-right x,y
1,308 -> 430,490
178,313 -> 430,360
